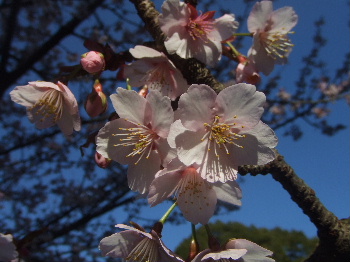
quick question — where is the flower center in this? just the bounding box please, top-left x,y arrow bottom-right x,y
260,31 -> 294,59
187,13 -> 214,41
29,89 -> 63,123
127,237 -> 159,262
203,115 -> 245,158
113,121 -> 158,164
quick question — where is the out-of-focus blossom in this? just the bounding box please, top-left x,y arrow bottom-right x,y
0,233 -> 18,262
192,238 -> 274,262
312,107 -> 330,118
148,158 -> 242,225
319,83 -> 343,98
269,105 -> 285,115
94,152 -> 112,168
247,1 -> 298,75
99,223 -> 183,262
159,0 -> 238,66
168,84 -> 278,183
236,59 -> 261,85
10,81 -> 81,135
125,45 -> 189,100
81,51 -> 105,74
85,80 -> 108,117
96,88 -> 174,194
277,88 -> 291,101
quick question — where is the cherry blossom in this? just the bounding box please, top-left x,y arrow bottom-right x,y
99,224 -> 183,262
0,233 -> 18,262
168,84 -> 278,183
236,60 -> 261,85
192,238 -> 274,262
96,88 -> 174,194
148,158 -> 242,225
10,81 -> 81,135
81,51 -> 105,74
125,45 -> 189,100
159,0 -> 238,66
247,0 -> 298,75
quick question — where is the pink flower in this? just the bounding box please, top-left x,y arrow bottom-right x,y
10,81 -> 81,135
148,158 -> 242,225
236,60 -> 261,85
0,233 -> 18,261
247,1 -> 298,75
159,0 -> 238,66
192,239 -> 274,262
168,84 -> 278,183
125,45 -> 189,100
96,88 -> 174,194
99,223 -> 183,262
80,51 -> 105,74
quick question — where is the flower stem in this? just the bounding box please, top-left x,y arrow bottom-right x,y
233,32 -> 254,37
226,42 -> 241,57
159,201 -> 177,224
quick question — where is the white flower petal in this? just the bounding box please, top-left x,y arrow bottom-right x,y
129,45 -> 162,58
213,180 -> 242,206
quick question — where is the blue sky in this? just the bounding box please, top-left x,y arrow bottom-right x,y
134,0 -> 350,250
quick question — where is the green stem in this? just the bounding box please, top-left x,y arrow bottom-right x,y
191,223 -> 198,244
159,201 -> 177,224
226,42 -> 241,58
233,32 -> 254,37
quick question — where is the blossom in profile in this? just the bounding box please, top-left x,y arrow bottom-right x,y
10,81 -> 81,135
247,0 -> 298,75
168,84 -> 278,183
159,0 -> 238,66
0,233 -> 18,262
148,158 -> 242,225
236,59 -> 261,85
96,88 -> 174,194
99,223 -> 183,262
81,51 -> 105,74
125,45 -> 189,100
84,79 -> 108,117
192,238 -> 274,262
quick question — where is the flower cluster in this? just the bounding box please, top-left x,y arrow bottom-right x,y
9,1 -> 300,261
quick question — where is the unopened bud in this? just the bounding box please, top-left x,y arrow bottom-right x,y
85,80 -> 108,117
81,51 -> 105,74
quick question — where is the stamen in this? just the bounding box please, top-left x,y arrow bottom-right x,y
127,237 -> 159,262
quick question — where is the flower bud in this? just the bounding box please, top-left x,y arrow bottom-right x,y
85,80 -> 108,117
94,152 -> 112,168
236,61 -> 261,85
81,51 -> 105,74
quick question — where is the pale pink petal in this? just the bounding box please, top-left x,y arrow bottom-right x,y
110,87 -> 151,125
159,0 -> 188,35
96,119 -> 138,164
178,84 -> 217,131
99,231 -> 142,258
177,170 -> 217,225
247,1 -> 272,33
167,120 -> 187,149
29,81 -> 61,91
148,169 -> 182,206
127,149 -> 161,194
129,45 -> 162,58
147,90 -> 174,138
156,137 -> 177,166
248,40 -> 276,75
226,239 -> 274,262
0,233 -> 18,261
57,81 -> 79,115
164,32 -> 188,56
212,14 -> 238,41
213,180 -> 242,206
202,249 -> 247,260
215,84 -> 265,129
9,84 -> 45,107
270,7 -> 298,33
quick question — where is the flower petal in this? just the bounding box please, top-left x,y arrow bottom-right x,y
270,7 -> 298,33
129,45 -> 162,58
111,87 -> 151,125
247,1 -> 273,33
226,239 -> 274,262
213,180 -> 242,206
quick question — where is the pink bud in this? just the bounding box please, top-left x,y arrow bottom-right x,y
138,86 -> 149,98
95,152 -> 112,168
84,80 -> 108,117
236,61 -> 261,85
81,51 -> 105,74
